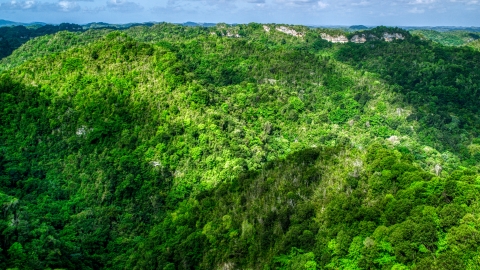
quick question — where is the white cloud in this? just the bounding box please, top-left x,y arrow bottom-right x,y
0,0 -> 81,12
317,1 -> 327,8
106,0 -> 143,12
275,0 -> 319,7
81,5 -> 105,12
351,1 -> 370,6
58,1 -> 80,11
409,6 -> 425,12
0,0 -> 479,25
409,0 -> 435,4
450,0 -> 479,3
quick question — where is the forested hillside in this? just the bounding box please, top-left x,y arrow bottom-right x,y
1,23 -> 480,269
411,30 -> 479,46
468,39 -> 480,51
0,22 -> 156,62
0,23 -> 84,59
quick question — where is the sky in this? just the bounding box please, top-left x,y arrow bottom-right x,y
0,0 -> 479,26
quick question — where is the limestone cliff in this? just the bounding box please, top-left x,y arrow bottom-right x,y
320,33 -> 348,43
382,32 -> 405,42
350,34 -> 367,43
276,26 -> 304,37
321,32 -> 405,44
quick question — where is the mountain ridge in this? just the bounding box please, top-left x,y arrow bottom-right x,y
0,23 -> 480,269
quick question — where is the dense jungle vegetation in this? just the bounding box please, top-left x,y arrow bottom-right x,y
0,23 -> 84,59
411,29 -> 480,46
1,22 -> 480,269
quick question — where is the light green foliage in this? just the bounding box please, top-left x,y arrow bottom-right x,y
0,23 -> 480,269
274,248 -> 317,270
411,30 -> 480,46
467,39 -> 480,51
7,242 -> 26,267
0,29 -> 111,72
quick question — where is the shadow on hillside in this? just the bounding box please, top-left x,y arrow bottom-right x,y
334,32 -> 480,155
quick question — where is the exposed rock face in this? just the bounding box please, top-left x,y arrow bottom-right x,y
263,25 -> 270,32
434,164 -> 442,176
219,262 -> 235,270
76,126 -> 92,136
351,159 -> 363,178
320,33 -> 348,43
264,78 -> 277,84
226,31 -> 241,38
387,135 -> 400,145
150,161 -> 161,167
276,26 -> 304,37
383,33 -> 405,42
321,32 -> 405,43
396,108 -> 403,116
350,34 -> 367,43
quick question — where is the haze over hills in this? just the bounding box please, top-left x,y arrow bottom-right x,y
0,19 -> 47,27
1,21 -> 480,269
1,20 -> 479,61
3,19 -> 480,30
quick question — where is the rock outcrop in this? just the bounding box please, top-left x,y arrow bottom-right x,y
226,31 -> 241,38
383,33 -> 405,42
350,34 -> 367,43
320,32 -> 405,44
387,135 -> 400,145
276,26 -> 304,37
320,33 -> 348,43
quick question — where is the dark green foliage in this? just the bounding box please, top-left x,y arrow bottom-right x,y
1,23 -> 480,269
0,23 -> 83,59
132,144 -> 480,269
336,32 -> 480,154
411,29 -> 480,46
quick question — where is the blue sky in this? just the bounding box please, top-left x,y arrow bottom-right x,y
0,0 -> 479,26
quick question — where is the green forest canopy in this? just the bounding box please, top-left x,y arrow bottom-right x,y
1,23 -> 480,269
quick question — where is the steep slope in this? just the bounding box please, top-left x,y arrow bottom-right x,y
0,29 -> 111,72
410,30 -> 479,46
0,23 -> 83,59
335,28 -> 480,156
0,25 -> 480,269
0,22 -> 160,65
467,39 -> 480,51
0,23 -> 339,73
131,145 -> 480,269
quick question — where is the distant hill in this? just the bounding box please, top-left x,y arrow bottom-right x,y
0,23 -> 83,59
467,39 -> 480,51
183,21 -> 199,26
182,21 -> 216,27
0,22 -> 158,60
2,23 -> 480,269
0,19 -> 19,26
349,25 -> 369,30
82,22 -> 113,29
82,22 -> 156,30
410,29 -> 480,46
403,26 -> 480,32
1,20 -> 157,30
0,19 -> 46,27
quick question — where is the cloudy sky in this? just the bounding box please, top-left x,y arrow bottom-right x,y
0,0 -> 479,26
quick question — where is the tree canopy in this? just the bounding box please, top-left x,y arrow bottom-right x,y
1,23 -> 480,269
